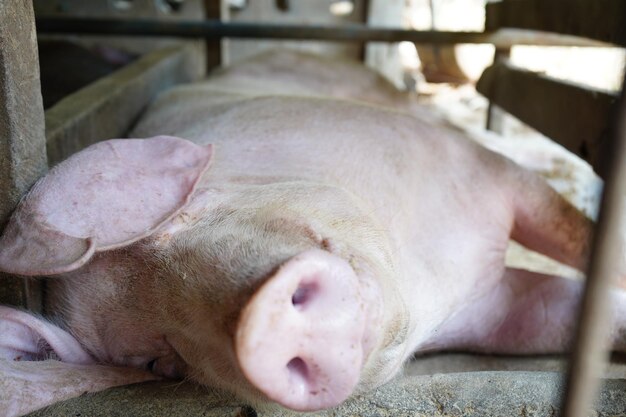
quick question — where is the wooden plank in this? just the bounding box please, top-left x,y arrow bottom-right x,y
486,0 -> 626,47
45,42 -> 205,166
476,60 -> 619,172
0,1 -> 48,310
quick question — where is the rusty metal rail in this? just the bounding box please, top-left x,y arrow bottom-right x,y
35,18 -> 611,48
561,75 -> 626,415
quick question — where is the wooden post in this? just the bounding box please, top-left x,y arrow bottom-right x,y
203,0 -> 222,71
0,0 -> 48,310
485,48 -> 511,133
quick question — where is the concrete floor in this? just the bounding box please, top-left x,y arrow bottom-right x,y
27,354 -> 626,416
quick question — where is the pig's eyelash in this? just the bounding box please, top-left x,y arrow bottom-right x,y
170,378 -> 189,391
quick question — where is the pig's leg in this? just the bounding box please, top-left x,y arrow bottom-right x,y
507,168 -> 593,271
1,359 -> 156,417
425,168 -> 620,353
426,268 -> 626,353
0,306 -> 157,416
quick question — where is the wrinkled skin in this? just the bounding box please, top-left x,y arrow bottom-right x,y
1,50 -> 625,416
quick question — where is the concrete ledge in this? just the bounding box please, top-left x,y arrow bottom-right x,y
27,355 -> 626,416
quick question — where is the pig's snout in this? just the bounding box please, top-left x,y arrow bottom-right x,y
235,249 -> 368,411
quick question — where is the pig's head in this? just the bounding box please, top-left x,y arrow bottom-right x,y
0,137 -> 409,412
145,181 -> 410,411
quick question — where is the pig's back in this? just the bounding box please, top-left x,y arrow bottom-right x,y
131,86 -> 511,241
202,49 -> 408,108
131,88 -> 430,191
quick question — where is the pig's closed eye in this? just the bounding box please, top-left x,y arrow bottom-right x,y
143,355 -> 186,379
146,359 -> 158,373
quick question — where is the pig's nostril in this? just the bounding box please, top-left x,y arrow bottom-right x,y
287,356 -> 309,387
291,282 -> 317,309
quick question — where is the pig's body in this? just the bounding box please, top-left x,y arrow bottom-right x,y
1,50 -> 621,416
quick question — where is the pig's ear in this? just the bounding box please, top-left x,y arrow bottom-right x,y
0,136 -> 212,276
0,306 -> 156,416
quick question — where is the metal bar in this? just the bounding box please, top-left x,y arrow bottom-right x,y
561,75 -> 626,415
35,18 -> 611,48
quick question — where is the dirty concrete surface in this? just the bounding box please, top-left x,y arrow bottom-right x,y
27,354 -> 626,416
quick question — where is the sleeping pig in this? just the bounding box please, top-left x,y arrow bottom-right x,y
1,50 -> 624,416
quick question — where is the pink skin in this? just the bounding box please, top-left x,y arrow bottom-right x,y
0,50 -> 618,414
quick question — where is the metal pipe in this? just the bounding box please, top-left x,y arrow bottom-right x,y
35,18 -> 610,48
561,76 -> 626,415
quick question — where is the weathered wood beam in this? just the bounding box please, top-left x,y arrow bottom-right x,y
45,42 -> 204,166
0,0 -> 48,310
486,0 -> 626,47
476,60 -> 619,173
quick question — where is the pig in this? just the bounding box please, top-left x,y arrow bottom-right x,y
1,50 -> 624,416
